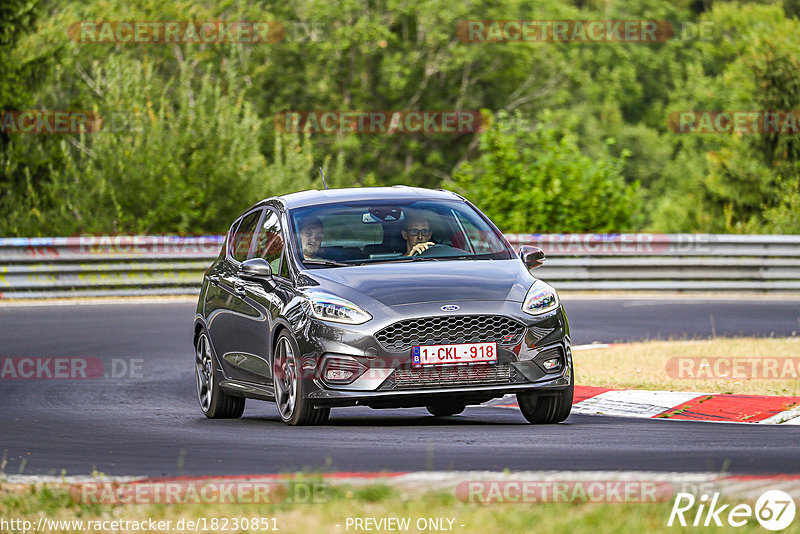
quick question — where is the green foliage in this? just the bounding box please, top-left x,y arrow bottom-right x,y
452,111 -> 639,233
0,0 -> 40,112
652,3 -> 800,233
2,54 -> 267,234
0,0 -> 56,212
762,185 -> 800,233
1,0 -> 799,235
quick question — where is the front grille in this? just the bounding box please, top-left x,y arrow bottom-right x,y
374,315 -> 525,352
378,363 -> 513,390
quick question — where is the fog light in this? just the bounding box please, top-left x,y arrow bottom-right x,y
542,358 -> 560,371
325,369 -> 354,381
320,355 -> 365,385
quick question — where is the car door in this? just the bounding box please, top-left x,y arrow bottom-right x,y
205,208 -> 266,382
231,208 -> 293,383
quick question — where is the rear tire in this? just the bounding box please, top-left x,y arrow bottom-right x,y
517,363 -> 573,424
426,402 -> 466,417
195,332 -> 245,419
273,331 -> 330,426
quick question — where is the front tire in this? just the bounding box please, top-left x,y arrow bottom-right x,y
273,331 -> 330,426
195,332 -> 245,419
516,363 -> 573,424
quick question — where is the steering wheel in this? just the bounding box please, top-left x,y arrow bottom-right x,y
416,244 -> 442,256
416,244 -> 461,257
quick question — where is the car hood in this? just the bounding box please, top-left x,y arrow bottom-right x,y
302,259 -> 535,307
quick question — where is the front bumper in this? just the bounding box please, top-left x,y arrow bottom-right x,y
308,363 -> 572,408
292,301 -> 571,407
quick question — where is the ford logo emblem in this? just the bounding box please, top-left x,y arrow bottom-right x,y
440,305 -> 460,312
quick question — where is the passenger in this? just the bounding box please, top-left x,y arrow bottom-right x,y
298,216 -> 324,259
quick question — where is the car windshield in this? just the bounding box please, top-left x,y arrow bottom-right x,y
289,199 -> 512,266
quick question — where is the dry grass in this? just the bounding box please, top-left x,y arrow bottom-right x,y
0,481 -> 790,534
575,337 -> 800,396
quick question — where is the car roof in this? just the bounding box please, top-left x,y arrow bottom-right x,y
257,186 -> 464,210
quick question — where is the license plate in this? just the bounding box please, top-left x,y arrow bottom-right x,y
411,342 -> 497,367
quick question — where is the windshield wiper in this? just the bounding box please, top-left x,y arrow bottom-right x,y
303,258 -> 351,267
355,258 -> 413,265
354,256 -> 442,265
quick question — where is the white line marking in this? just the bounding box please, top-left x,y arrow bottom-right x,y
759,405 -> 800,425
572,390 -> 708,418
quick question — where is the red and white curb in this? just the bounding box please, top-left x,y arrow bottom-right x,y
482,342 -> 800,424
489,386 -> 800,424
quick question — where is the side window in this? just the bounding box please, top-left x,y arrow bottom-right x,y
254,210 -> 284,273
278,250 -> 290,279
229,210 -> 262,262
225,220 -> 240,258
453,211 -> 501,254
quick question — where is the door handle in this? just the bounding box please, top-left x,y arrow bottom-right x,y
234,281 -> 247,297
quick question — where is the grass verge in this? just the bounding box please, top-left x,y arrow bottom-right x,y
576,337 -> 800,396
1,480 -> 794,534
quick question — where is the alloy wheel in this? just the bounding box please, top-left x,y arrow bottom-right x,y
274,336 -> 298,420
195,333 -> 214,413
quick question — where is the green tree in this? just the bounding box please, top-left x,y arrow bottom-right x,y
654,3 -> 800,232
1,54 -> 268,235
451,111 -> 639,233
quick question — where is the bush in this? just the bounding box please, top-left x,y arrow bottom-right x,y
451,111 -> 639,233
1,55 -> 268,235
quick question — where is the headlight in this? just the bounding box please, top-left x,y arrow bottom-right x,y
522,280 -> 559,316
307,292 -> 372,325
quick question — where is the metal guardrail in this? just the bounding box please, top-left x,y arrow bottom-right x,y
0,236 -> 222,299
506,234 -> 800,291
1,234 -> 799,299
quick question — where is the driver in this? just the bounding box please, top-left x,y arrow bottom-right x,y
402,212 -> 435,256
298,216 -> 324,259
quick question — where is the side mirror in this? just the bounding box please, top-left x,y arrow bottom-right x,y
519,246 -> 545,269
240,258 -> 273,281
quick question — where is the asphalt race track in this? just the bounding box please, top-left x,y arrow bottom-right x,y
1,297 -> 799,477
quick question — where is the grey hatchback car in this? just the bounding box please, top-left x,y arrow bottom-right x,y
193,186 -> 573,425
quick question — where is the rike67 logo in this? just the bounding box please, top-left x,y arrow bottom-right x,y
668,490 -> 796,531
